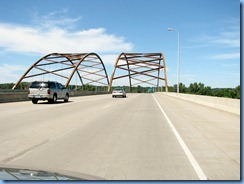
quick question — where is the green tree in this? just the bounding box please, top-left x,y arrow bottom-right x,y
137,85 -> 142,93
203,86 -> 212,96
179,83 -> 188,93
235,85 -> 240,99
189,82 -> 199,94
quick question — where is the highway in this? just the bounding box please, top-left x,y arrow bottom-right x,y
0,93 -> 240,180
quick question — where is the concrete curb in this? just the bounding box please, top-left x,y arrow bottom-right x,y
161,92 -> 240,115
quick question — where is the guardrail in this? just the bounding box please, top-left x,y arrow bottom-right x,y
0,90 -> 110,103
162,92 -> 240,115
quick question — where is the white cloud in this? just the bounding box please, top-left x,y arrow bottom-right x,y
0,10 -> 134,85
211,52 -> 240,60
211,31 -> 240,48
222,63 -> 238,68
0,10 -> 133,84
100,54 -> 119,65
192,31 -> 240,49
0,9 -> 133,55
0,64 -> 27,83
181,74 -> 197,81
32,8 -> 82,29
0,23 -> 133,54
190,18 -> 240,49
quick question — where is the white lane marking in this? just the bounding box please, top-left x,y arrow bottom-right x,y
152,94 -> 208,180
102,105 -> 111,109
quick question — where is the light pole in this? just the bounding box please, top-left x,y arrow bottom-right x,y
167,28 -> 180,93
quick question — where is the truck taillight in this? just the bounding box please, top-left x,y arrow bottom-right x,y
28,89 -> 30,94
47,90 -> 50,94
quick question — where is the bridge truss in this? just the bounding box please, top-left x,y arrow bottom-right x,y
12,53 -> 109,89
108,53 -> 168,92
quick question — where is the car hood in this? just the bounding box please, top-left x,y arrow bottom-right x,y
0,164 -> 104,180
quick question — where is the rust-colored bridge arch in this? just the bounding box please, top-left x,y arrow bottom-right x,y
108,53 -> 168,92
12,53 -> 109,89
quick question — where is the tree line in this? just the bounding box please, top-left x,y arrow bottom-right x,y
170,82 -> 240,99
0,82 -> 29,90
115,82 -> 240,99
0,82 -> 240,99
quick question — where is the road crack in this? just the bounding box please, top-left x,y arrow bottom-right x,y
0,140 -> 49,164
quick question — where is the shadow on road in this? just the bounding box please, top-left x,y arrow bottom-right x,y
35,101 -> 74,105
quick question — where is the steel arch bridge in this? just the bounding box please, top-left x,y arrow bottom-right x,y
12,53 -> 109,89
108,53 -> 168,92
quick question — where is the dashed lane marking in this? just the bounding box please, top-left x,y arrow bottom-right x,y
102,105 -> 111,109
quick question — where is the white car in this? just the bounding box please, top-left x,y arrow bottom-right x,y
28,81 -> 69,104
112,88 -> 126,98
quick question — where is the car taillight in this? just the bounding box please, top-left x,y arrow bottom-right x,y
47,89 -> 50,94
28,89 -> 30,94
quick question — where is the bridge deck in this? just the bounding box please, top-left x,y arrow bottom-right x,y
0,93 -> 240,180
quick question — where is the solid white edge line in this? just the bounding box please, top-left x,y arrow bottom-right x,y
152,94 -> 208,180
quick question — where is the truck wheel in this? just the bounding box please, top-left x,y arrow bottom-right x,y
32,99 -> 38,104
53,94 -> 57,103
64,93 -> 69,102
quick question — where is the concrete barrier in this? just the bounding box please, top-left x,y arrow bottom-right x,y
0,92 -> 29,103
162,92 -> 240,115
0,91 -> 110,103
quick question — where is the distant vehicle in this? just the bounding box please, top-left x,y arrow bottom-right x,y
112,88 -> 126,98
28,81 -> 69,104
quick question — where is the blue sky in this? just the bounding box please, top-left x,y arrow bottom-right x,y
0,0 -> 240,88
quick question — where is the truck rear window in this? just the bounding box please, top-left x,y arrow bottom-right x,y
30,82 -> 49,88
